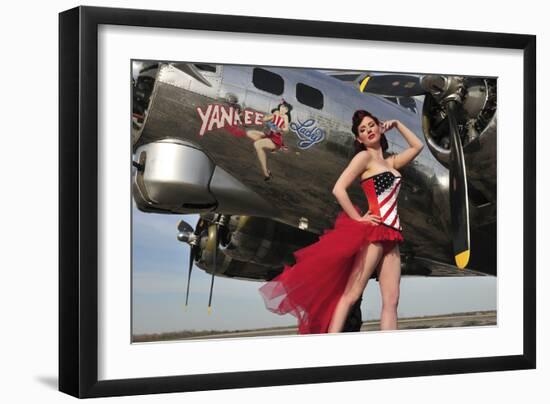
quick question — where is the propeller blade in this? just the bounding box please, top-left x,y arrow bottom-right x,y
184,247 -> 195,308
207,223 -> 219,314
207,250 -> 216,315
177,219 -> 202,309
358,74 -> 424,97
446,100 -> 471,269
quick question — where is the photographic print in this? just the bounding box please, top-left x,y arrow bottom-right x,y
131,61 -> 497,342
59,6 -> 536,397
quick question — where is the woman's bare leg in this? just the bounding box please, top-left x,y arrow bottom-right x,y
377,243 -> 401,330
253,138 -> 276,177
327,242 -> 384,333
245,129 -> 264,142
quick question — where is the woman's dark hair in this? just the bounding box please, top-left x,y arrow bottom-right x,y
352,109 -> 388,155
272,100 -> 293,122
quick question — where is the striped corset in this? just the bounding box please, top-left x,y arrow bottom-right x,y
360,171 -> 402,231
270,114 -> 285,130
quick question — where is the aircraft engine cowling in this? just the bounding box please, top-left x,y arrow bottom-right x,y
132,138 -> 279,218
421,77 -> 497,168
198,214 -> 318,271
177,213 -> 319,282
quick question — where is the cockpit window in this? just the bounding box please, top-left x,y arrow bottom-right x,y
398,97 -> 418,113
384,96 -> 418,114
296,82 -> 324,110
252,68 -> 284,96
194,64 -> 217,73
330,73 -> 361,82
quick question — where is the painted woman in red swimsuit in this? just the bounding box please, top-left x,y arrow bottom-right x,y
245,100 -> 293,181
259,110 -> 424,334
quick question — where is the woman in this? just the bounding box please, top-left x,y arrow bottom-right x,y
246,100 -> 292,181
258,110 -> 423,334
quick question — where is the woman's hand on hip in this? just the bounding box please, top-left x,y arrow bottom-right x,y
357,210 -> 381,225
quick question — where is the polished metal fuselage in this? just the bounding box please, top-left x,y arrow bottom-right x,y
134,63 -> 496,273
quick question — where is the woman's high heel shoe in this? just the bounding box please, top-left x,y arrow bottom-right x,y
264,170 -> 273,181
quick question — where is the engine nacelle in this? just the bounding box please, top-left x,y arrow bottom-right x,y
132,138 -> 279,217
421,77 -> 497,168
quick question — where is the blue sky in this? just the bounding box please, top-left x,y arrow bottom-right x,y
131,203 -> 496,335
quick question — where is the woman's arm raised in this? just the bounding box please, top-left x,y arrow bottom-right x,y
383,120 -> 424,170
332,151 -> 369,221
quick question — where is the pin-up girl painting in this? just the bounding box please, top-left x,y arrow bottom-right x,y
245,99 -> 293,181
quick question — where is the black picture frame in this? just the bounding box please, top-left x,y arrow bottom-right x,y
59,5 -> 536,398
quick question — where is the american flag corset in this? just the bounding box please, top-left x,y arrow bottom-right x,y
360,171 -> 403,232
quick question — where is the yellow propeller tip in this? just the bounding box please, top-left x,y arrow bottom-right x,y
359,76 -> 371,93
207,306 -> 212,315
455,250 -> 470,269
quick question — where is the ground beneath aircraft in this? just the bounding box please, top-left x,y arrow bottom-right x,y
132,310 -> 496,342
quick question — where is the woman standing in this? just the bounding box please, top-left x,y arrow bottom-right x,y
259,110 -> 424,334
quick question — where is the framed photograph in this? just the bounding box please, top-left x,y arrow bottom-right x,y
59,5 -> 536,398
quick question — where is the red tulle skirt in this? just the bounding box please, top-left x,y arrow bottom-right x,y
258,205 -> 404,334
